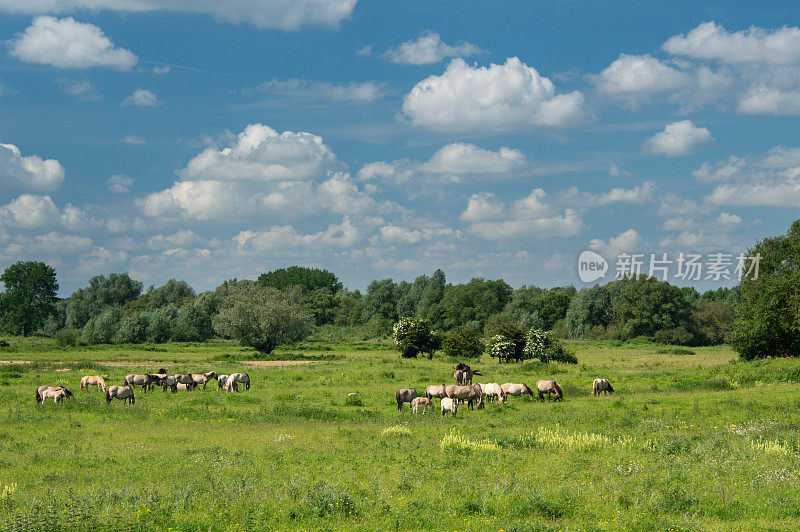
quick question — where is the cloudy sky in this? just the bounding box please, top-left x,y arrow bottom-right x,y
1,1 -> 799,294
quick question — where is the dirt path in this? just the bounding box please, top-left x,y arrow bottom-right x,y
1,360 -> 319,368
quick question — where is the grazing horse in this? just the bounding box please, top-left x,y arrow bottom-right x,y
455,363 -> 481,384
146,374 -> 166,391
445,384 -> 483,410
105,385 -> 135,404
174,374 -> 194,386
175,383 -> 193,391
593,378 -> 614,395
159,375 -> 178,393
537,380 -> 563,402
224,373 -> 250,393
80,375 -> 106,392
411,397 -> 434,414
484,383 -> 507,403
501,383 -> 535,398
440,397 -> 458,416
425,384 -> 448,400
454,370 -> 465,385
217,375 -> 229,391
395,388 -> 419,411
36,385 -> 73,404
123,374 -> 157,392
38,387 -> 70,404
191,371 -> 218,390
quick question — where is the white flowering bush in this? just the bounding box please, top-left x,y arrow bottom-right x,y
393,317 -> 439,358
523,328 -> 577,364
488,334 -> 517,362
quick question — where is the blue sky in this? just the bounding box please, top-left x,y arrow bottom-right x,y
1,0 -> 799,295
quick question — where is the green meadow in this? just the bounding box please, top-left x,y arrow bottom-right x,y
2,338 -> 800,531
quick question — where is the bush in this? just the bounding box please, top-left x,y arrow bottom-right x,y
54,329 -> 79,347
523,328 -> 577,364
392,317 -> 440,358
441,325 -> 484,359
488,334 -> 517,363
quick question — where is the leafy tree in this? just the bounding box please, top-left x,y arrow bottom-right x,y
258,266 -> 342,293
692,300 -> 735,345
213,284 -> 314,354
66,273 -> 142,329
116,313 -> 150,344
441,325 -> 484,359
488,334 -> 517,363
146,305 -> 178,343
565,284 -> 617,338
361,279 -> 399,322
0,261 -> 58,336
332,289 -> 364,326
439,278 -> 512,330
733,219 -> 800,359
417,269 -> 446,325
484,313 -> 525,360
82,307 -> 122,344
173,303 -> 214,342
523,328 -> 577,364
392,317 -> 440,358
132,279 -> 195,310
613,275 -> 693,340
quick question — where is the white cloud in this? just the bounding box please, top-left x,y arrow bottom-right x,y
121,135 -> 145,145
107,174 -> 134,193
459,192 -> 505,222
402,57 -> 586,132
386,31 -> 482,65
179,124 -> 339,182
663,21 -> 800,65
693,156 -> 747,182
589,229 -> 641,258
717,212 -> 742,225
9,16 -> 137,70
593,54 -> 687,96
736,86 -> 800,115
257,79 -> 383,102
30,232 -> 93,254
0,143 -> 65,192
234,216 -> 363,250
759,146 -> 800,168
423,143 -> 526,175
559,182 -> 655,207
0,1 -> 358,31
355,45 -> 372,57
0,194 -> 60,228
707,182 -> 800,207
644,120 -> 713,156
147,230 -> 203,250
608,164 -> 632,178
467,209 -> 583,240
123,89 -> 162,107
55,78 -> 100,100
356,161 -> 414,184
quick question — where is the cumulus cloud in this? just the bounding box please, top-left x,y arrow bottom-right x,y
402,57 -> 586,132
593,54 -> 687,97
385,31 -> 482,65
663,21 -> 800,65
0,0 -> 358,31
0,194 -> 60,228
736,86 -> 800,115
588,229 -> 641,258
256,79 -> 383,102
459,192 -> 506,222
107,174 -> 133,193
644,120 -> 713,156
234,216 -> 363,250
467,209 -> 583,240
121,135 -> 145,145
147,230 -> 203,250
422,143 -> 526,175
179,124 -> 339,182
9,16 -> 137,70
0,143 -> 65,192
123,89 -> 162,107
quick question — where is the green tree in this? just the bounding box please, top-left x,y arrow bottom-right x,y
258,266 -> 342,293
439,278 -> 512,330
66,273 -> 142,329
523,328 -> 577,364
82,307 -> 122,344
361,279 -> 399,322
484,313 -> 525,360
213,284 -> 314,354
441,325 -> 484,359
0,261 -> 58,336
173,303 -> 214,342
132,279 -> 195,311
733,219 -> 800,359
392,317 -> 440,358
613,275 -> 693,340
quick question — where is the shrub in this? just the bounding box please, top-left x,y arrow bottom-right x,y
523,328 -> 577,364
441,325 -> 484,359
488,334 -> 517,363
81,307 -> 122,344
116,313 -> 149,344
54,329 -> 79,347
392,317 -> 440,359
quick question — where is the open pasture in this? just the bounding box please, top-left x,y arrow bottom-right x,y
2,340 -> 800,530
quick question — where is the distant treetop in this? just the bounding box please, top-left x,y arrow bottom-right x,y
258,266 -> 343,293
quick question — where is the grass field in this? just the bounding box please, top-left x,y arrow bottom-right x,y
2,338 -> 800,531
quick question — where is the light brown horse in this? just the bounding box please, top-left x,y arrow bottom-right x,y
106,385 -> 135,404
425,384 -> 448,400
411,397 -> 434,414
36,385 -> 73,404
123,374 -> 157,392
455,363 -> 480,384
593,378 -> 614,395
217,375 -> 229,391
80,375 -> 107,392
537,380 -> 563,402
445,384 -> 483,410
454,370 -> 465,385
191,371 -> 218,390
501,383 -> 534,398
224,373 -> 250,393
483,383 -> 507,403
38,387 -> 70,404
395,388 -> 419,411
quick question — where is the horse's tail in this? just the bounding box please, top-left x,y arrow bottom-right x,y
80,377 -> 86,390
472,370 -> 482,376
425,388 -> 432,400
63,387 -> 73,398
245,374 -> 250,390
36,388 -> 42,404
105,388 -> 111,403
524,383 -> 533,396
607,382 -> 614,393
395,390 -> 402,410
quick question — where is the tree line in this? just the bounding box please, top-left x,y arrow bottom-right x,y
1,218 -> 798,360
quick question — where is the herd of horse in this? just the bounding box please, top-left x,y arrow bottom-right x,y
36,369 -> 252,405
396,364 -> 615,416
